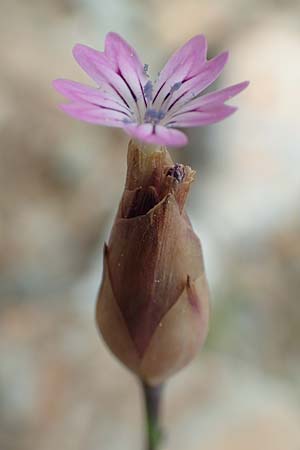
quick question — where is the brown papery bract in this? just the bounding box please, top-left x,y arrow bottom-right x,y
96,140 -> 210,385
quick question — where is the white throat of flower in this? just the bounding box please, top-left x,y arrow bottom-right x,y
126,73 -> 184,127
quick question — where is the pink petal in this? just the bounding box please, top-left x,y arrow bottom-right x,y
59,102 -> 127,127
175,80 -> 249,114
73,44 -> 140,118
72,44 -> 113,85
169,104 -> 237,127
105,32 -> 144,75
124,123 -> 188,147
153,35 -> 207,107
105,32 -> 148,114
53,79 -> 132,115
165,51 -> 229,114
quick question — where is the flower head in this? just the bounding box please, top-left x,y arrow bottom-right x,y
53,32 -> 249,148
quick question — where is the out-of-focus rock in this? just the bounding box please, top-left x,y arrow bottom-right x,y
1,297 -> 300,450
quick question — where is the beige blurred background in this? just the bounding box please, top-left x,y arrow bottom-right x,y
1,1 -> 300,449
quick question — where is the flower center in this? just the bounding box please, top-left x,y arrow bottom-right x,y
144,108 -> 165,125
141,76 -> 184,126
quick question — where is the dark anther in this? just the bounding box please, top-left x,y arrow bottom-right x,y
166,164 -> 185,183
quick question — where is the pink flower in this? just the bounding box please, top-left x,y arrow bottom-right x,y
53,32 -> 249,148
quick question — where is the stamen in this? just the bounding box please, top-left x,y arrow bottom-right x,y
169,82 -> 182,95
143,80 -> 153,103
143,64 -> 149,76
159,82 -> 183,111
144,108 -> 165,125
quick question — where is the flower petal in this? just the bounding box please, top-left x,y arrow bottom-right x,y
152,35 -> 207,108
174,80 -> 249,115
168,104 -> 237,127
105,32 -> 148,113
73,44 -> 141,118
124,123 -> 188,147
59,102 -> 127,127
72,44 -> 113,85
165,51 -> 229,115
53,79 -> 132,116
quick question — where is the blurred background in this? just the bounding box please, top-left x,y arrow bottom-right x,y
1,0 -> 300,449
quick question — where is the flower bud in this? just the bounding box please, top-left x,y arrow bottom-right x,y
96,140 -> 210,385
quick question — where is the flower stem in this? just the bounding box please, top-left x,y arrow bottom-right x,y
141,381 -> 164,450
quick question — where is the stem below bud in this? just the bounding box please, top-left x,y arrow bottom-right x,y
141,381 -> 164,450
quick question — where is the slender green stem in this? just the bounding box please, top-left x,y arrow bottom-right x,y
141,381 -> 164,450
